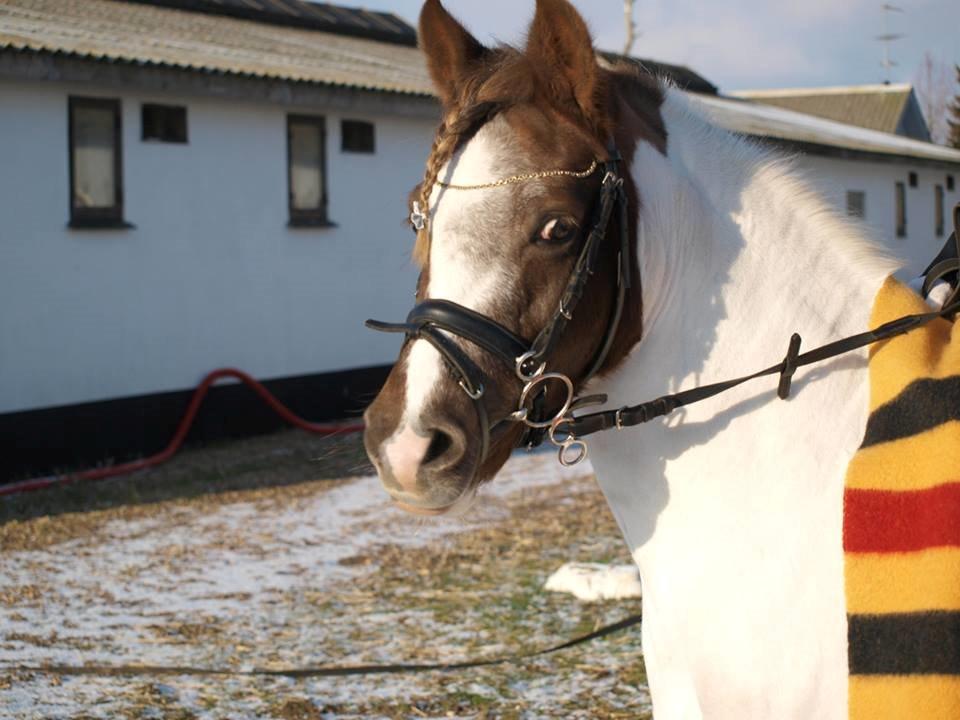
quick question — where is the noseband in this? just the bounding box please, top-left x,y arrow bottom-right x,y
366,147 -> 632,470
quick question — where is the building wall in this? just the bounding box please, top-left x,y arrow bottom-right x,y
801,155 -> 958,276
0,79 -> 433,414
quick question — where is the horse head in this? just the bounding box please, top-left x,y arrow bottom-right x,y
364,0 -> 663,514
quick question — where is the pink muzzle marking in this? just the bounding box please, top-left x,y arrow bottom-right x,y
382,424 -> 432,494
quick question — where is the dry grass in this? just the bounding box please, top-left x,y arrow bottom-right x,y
0,430 -> 649,719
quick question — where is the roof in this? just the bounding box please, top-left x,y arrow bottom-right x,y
601,52 -> 717,95
730,84 -> 927,139
0,0 -> 434,95
687,91 -> 960,167
120,0 -> 417,46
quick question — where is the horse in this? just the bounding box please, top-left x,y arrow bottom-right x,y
362,1 -> 960,717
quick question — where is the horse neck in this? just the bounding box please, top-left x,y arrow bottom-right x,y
587,88 -> 902,716
591,85 -> 901,553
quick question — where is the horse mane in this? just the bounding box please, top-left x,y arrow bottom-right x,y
661,88 -> 902,285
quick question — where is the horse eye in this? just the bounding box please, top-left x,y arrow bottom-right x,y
540,217 -> 576,243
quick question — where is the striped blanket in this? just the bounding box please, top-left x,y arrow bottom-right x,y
844,276 -> 960,720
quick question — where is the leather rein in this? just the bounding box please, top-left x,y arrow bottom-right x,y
368,146 -> 960,471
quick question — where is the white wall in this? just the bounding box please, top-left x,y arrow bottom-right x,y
801,155 -> 958,275
0,79 -> 432,413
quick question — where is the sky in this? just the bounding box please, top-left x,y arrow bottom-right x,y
377,0 -> 960,94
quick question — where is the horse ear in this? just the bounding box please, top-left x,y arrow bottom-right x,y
419,0 -> 487,107
525,0 -> 604,124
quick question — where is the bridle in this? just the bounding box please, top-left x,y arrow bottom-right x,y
367,138 -> 960,475
366,144 -> 632,470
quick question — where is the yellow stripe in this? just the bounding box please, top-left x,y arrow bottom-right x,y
845,420 -> 960,491
850,676 -> 960,720
869,277 -> 960,410
846,547 -> 960,614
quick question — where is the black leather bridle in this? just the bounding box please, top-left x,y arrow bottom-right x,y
368,144 -> 960,472
367,149 -> 632,468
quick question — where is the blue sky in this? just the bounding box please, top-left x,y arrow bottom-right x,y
378,0 -> 960,93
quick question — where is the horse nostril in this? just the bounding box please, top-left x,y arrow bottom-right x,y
423,429 -> 453,466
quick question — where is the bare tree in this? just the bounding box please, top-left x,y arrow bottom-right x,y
948,65 -> 960,149
623,0 -> 638,56
914,51 -> 953,145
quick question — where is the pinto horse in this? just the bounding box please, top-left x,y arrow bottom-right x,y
363,1 -> 960,717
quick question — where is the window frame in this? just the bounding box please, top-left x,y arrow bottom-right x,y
68,96 -> 129,229
286,114 -> 333,228
341,119 -> 376,154
141,103 -> 188,144
895,181 -> 907,238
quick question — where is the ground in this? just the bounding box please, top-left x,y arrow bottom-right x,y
0,430 -> 649,719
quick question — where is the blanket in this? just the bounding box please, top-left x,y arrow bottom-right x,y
845,277 -> 960,720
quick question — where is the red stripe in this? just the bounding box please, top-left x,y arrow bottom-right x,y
844,482 -> 960,553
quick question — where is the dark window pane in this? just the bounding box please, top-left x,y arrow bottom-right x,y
895,182 -> 907,238
935,185 -> 945,237
948,175 -> 955,192
341,120 -> 375,153
908,171 -> 918,188
846,190 -> 865,219
142,104 -> 187,143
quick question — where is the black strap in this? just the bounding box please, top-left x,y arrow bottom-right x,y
921,203 -> 960,312
565,298 -> 960,439
529,158 -> 624,369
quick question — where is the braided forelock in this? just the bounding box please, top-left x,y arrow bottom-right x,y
412,100 -> 505,266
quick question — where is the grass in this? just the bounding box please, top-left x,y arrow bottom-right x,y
0,430 -> 650,719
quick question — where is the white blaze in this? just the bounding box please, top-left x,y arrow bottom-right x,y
394,118 -> 516,437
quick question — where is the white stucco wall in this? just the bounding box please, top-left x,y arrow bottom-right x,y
2,77 -> 958,416
800,154 -> 958,276
0,79 -> 432,413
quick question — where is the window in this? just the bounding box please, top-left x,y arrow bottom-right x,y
895,181 -> 907,238
287,115 -> 329,226
908,171 -> 918,188
935,185 -> 945,237
142,104 -> 187,143
341,120 -> 375,153
948,175 -> 956,192
68,96 -> 126,228
846,191 -> 865,219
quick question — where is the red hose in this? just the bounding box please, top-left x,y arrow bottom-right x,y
1,368 -> 366,497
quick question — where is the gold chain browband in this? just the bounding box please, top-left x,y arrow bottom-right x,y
436,160 -> 599,190
410,160 -> 599,231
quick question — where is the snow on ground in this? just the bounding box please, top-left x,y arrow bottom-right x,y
544,563 -> 643,603
0,444 -> 650,719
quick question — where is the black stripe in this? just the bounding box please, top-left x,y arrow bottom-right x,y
848,612 -> 960,675
861,376 -> 960,449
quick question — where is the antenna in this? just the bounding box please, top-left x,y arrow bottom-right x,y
876,3 -> 905,84
623,0 -> 639,56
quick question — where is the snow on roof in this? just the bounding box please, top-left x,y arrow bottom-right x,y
729,83 -> 922,139
687,91 -> 960,167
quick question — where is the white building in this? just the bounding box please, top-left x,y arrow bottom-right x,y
689,91 -> 960,274
1,0 -> 958,479
0,0 -> 440,478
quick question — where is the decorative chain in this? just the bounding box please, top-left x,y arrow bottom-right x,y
436,160 -> 599,191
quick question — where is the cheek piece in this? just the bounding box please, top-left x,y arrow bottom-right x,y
366,145 -> 632,478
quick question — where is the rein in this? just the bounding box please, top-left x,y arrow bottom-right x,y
368,143 -> 960,469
